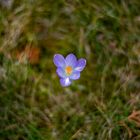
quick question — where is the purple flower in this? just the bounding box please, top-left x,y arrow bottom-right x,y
53,53 -> 86,87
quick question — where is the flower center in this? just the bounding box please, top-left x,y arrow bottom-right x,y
65,66 -> 73,75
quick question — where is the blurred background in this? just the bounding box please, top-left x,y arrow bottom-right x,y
0,0 -> 140,139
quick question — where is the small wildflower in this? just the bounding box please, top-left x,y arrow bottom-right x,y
53,53 -> 86,87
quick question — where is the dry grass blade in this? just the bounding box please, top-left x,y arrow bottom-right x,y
128,110 -> 140,127
118,121 -> 132,138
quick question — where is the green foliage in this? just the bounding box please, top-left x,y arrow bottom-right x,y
0,0 -> 140,139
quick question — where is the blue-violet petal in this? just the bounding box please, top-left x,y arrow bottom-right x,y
70,71 -> 80,80
60,78 -> 71,87
65,53 -> 77,67
75,58 -> 86,71
53,54 -> 65,68
56,68 -> 66,78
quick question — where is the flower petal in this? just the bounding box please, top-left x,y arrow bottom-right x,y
53,54 -> 65,68
75,58 -> 86,71
65,53 -> 77,67
70,71 -> 80,80
60,78 -> 71,87
56,68 -> 66,78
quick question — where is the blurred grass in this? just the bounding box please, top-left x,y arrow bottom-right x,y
0,0 -> 140,139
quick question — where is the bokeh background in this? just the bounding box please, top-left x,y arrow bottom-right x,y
0,0 -> 140,139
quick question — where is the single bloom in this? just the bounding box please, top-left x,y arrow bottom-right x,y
53,53 -> 86,87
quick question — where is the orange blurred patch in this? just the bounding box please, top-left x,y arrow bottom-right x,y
15,45 -> 40,64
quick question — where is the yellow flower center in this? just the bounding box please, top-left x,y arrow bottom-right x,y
65,66 -> 73,75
